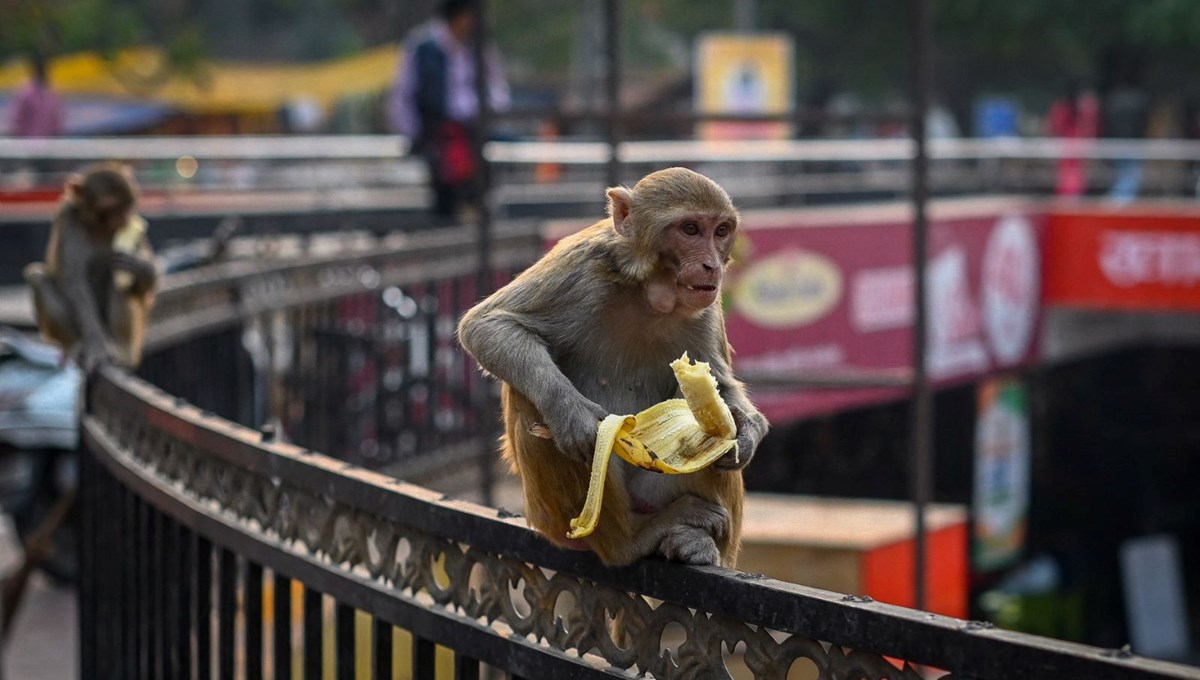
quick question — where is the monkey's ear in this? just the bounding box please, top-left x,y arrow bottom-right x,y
606,187 -> 634,237
65,174 -> 85,200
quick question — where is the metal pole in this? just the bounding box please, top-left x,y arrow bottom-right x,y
472,0 -> 496,506
604,0 -> 622,187
735,0 -> 758,32
908,0 -> 934,613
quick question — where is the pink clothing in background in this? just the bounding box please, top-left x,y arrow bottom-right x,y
8,84 -> 65,137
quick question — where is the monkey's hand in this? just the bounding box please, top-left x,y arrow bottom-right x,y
110,252 -> 158,291
545,395 -> 609,464
76,334 -> 116,374
714,405 -> 768,472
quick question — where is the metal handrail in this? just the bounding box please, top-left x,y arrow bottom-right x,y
3,135 -> 1200,163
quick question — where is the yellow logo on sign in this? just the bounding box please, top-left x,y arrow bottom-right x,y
733,250 -> 843,328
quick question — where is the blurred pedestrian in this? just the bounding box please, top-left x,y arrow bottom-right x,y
1102,60 -> 1149,204
7,53 -> 64,138
387,0 -> 510,221
1046,82 -> 1098,198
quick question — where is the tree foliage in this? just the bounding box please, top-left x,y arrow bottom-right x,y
8,0 -> 1200,117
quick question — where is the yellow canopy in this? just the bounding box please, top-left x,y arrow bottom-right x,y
0,44 -> 401,115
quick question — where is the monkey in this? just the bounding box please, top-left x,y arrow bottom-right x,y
458,167 -> 769,568
23,162 -> 157,371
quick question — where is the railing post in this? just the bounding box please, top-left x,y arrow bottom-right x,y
605,0 -> 622,187
472,0 -> 498,506
908,0 -> 934,613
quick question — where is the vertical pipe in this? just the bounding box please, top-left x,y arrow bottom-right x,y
218,549 -> 237,680
413,636 -> 436,680
303,588 -> 322,680
373,620 -> 393,680
137,497 -> 150,679
273,572 -> 292,680
336,603 -> 355,680
77,449 -> 96,680
735,0 -> 758,31
92,454 -> 110,676
123,489 -> 137,676
173,522 -> 192,679
246,561 -> 264,680
196,536 -> 213,680
153,510 -> 166,679
471,0 -> 497,506
604,0 -> 622,187
453,652 -> 480,680
908,0 -> 934,613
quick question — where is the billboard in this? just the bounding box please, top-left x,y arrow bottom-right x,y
726,202 -> 1046,423
1045,208 -> 1200,311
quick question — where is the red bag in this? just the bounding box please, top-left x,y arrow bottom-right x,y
435,122 -> 477,185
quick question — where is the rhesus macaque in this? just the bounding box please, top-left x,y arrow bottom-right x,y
24,163 -> 157,370
459,167 -> 768,568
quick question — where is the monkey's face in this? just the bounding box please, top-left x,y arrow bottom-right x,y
659,214 -> 736,313
87,197 -> 133,235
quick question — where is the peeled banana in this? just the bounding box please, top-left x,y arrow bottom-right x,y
112,214 -> 147,292
671,352 -> 737,439
566,352 -> 739,539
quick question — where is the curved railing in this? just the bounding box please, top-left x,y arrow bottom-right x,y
78,225 -> 1199,679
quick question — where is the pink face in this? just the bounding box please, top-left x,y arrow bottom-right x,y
660,214 -> 736,312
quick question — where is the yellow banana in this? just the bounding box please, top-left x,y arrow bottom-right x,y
670,352 -> 737,439
112,214 -> 147,291
566,353 -> 738,539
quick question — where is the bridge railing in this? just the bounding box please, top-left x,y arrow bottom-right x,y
4,136 -> 1200,220
78,224 -> 1200,679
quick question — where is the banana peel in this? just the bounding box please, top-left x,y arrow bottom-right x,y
565,353 -> 738,539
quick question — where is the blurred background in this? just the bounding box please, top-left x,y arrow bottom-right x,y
1,0 -> 1199,677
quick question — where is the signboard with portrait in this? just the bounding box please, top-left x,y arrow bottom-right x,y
694,33 -> 794,140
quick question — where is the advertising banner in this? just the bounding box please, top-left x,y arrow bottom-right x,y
972,377 -> 1031,571
1045,208 -> 1200,311
727,203 -> 1046,423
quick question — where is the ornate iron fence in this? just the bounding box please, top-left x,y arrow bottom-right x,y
78,226 -> 1200,679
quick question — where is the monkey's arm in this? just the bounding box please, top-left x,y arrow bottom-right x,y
57,222 -> 108,343
458,282 -> 608,463
56,220 -> 113,367
111,238 -> 159,296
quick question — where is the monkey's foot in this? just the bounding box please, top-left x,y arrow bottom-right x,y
658,526 -> 720,566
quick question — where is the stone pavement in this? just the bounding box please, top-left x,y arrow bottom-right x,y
1,514 -> 77,680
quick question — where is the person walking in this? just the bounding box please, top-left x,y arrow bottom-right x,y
7,53 -> 64,138
1047,82 -> 1099,198
387,0 -> 510,220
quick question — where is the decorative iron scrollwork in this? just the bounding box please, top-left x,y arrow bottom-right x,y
94,393 -> 940,680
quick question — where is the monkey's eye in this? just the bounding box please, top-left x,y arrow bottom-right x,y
681,222 -> 701,236
715,223 -> 731,238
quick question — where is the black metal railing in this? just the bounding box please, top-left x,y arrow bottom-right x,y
78,226 -> 1200,679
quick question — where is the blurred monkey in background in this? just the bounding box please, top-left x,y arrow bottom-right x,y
24,162 -> 157,370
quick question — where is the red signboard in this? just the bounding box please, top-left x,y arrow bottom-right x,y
1045,207 -> 1200,311
725,200 -> 1046,423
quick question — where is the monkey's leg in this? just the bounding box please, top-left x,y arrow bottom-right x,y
22,263 -> 79,351
594,493 -> 730,567
107,288 -> 148,367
